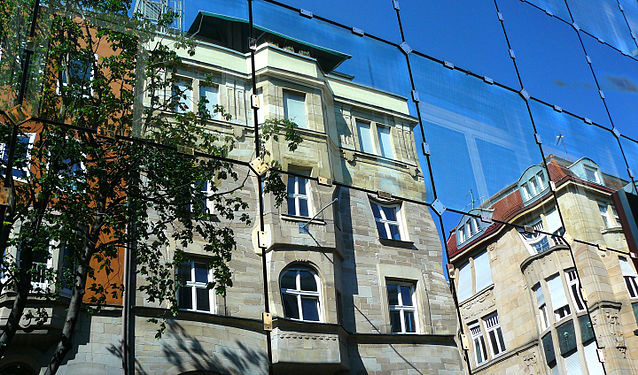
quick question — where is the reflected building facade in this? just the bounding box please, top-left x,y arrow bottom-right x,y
448,155 -> 638,374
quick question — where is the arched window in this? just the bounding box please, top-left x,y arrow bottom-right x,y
280,266 -> 321,322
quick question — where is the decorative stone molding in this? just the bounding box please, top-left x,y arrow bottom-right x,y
460,287 -> 496,320
522,352 -> 539,375
276,333 -> 338,341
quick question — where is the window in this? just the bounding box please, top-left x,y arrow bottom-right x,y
283,90 -> 307,128
533,284 -> 549,330
483,312 -> 506,357
584,340 -> 605,375
521,170 -> 548,201
474,250 -> 493,292
598,202 -> 618,229
563,349 -> 583,374
387,281 -> 417,333
172,79 -> 192,113
59,57 -> 93,97
457,217 -> 483,245
370,202 -> 402,240
287,174 -> 310,217
519,220 -> 551,254
0,133 -> 36,180
457,262 -> 472,302
565,269 -> 586,312
356,120 -> 374,154
199,85 -> 219,119
376,126 -> 394,159
619,256 -> 638,299
469,321 -> 488,366
355,119 -> 395,159
192,179 -> 214,215
584,166 -> 600,184
547,273 -> 571,321
280,267 -> 321,321
178,261 -> 214,313
632,302 -> 638,325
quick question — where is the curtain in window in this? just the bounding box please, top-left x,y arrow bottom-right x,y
457,262 -> 472,301
283,91 -> 307,128
474,251 -> 492,291
547,274 -> 568,310
357,121 -> 374,153
377,126 -> 394,158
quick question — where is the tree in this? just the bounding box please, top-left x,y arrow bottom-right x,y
0,0 -> 301,373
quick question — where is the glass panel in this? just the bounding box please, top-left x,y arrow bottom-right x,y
281,270 -> 297,290
382,206 -> 396,221
172,80 -> 193,113
543,332 -> 556,365
376,222 -> 388,239
282,293 -> 299,319
581,33 -> 638,140
370,202 -> 381,219
297,177 -> 306,195
301,297 -> 319,321
547,273 -> 569,311
299,270 -> 317,291
532,100 -> 630,251
184,0 -> 248,30
377,126 -> 393,159
387,284 -> 399,306
194,263 -> 208,283
556,320 -> 577,355
179,263 -> 191,281
578,315 -> 594,343
357,121 -> 374,154
563,348 -> 582,374
178,287 -> 192,309
474,251 -> 493,291
411,53 -> 544,210
400,285 -> 412,306
404,311 -> 416,333
389,310 -> 401,332
287,197 -> 296,216
260,0 -> 401,43
195,288 -> 210,312
584,340 -> 605,375
633,302 -> 638,324
496,327 -> 506,352
523,0 -> 571,21
498,0 -> 609,127
565,0 -> 636,55
199,85 -> 219,118
619,0 -> 638,42
401,1 -> 518,88
457,262 -> 472,302
298,199 -> 308,217
389,224 -> 401,241
283,91 -> 307,128
252,0 -> 412,99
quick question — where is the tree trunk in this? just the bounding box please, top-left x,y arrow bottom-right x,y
0,241 -> 32,356
44,258 -> 89,375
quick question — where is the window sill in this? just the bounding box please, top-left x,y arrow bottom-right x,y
379,238 -> 415,249
601,226 -> 623,235
281,214 -> 326,225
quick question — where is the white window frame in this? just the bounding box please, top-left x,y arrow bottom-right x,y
178,260 -> 215,313
584,165 -> 601,184
355,118 -> 395,160
376,125 -> 394,159
469,321 -> 489,366
370,201 -> 404,241
565,268 -> 586,312
387,281 -> 418,334
280,267 -> 322,322
0,132 -> 36,182
483,312 -> 506,358
287,174 -> 311,217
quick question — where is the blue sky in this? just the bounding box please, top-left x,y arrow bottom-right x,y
181,0 -> 638,270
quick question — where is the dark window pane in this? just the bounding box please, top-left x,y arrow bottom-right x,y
178,287 -> 192,309
299,270 -> 316,291
389,224 -> 401,240
633,303 -> 638,324
301,297 -> 319,321
389,310 -> 401,332
571,285 -> 584,311
298,198 -> 308,217
382,206 -> 396,221
542,333 -> 556,365
287,197 -> 296,216
371,203 -> 381,219
404,311 -> 416,332
376,222 -> 387,239
282,293 -> 299,319
400,285 -> 413,306
474,338 -> 482,364
489,331 -> 499,354
557,320 -> 576,355
196,288 -> 210,312
578,315 -> 594,344
387,284 -> 399,305
480,337 -> 488,361
497,327 -> 506,351
281,271 -> 296,290
178,263 -> 191,281
287,176 -> 295,194
194,263 -> 208,283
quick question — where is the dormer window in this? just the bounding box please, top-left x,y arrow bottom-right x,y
457,216 -> 484,246
584,165 -> 600,184
521,171 -> 547,201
